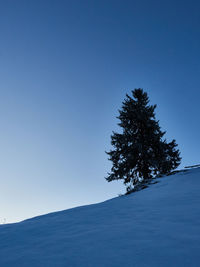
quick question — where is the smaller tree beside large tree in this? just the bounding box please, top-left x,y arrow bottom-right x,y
106,89 -> 181,193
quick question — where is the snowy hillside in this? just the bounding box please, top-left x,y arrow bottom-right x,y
0,168 -> 200,267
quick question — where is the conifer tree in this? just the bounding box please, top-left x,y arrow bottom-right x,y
106,89 -> 181,192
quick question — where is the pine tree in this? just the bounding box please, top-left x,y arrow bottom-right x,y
106,89 -> 181,193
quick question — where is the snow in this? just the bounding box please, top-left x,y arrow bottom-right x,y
0,168 -> 200,266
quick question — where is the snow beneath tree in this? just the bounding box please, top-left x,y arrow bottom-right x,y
0,168 -> 200,266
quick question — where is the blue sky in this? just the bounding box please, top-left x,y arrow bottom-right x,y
0,0 -> 199,223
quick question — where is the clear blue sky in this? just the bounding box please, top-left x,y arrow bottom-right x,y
0,0 -> 199,223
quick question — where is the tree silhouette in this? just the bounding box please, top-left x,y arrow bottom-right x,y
106,89 -> 181,192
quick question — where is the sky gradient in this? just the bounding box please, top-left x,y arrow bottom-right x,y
1,0 -> 200,223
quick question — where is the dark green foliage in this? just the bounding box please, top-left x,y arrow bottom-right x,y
106,89 -> 181,192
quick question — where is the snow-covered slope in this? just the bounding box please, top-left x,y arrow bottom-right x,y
1,168 -> 200,267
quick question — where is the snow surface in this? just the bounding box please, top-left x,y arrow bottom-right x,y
0,168 -> 200,267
